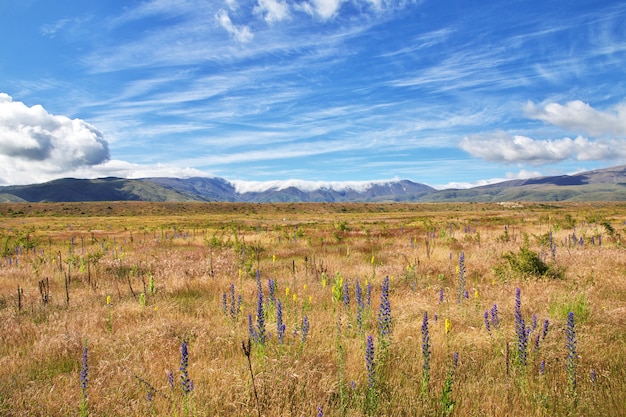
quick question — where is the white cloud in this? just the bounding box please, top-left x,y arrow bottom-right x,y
254,0 -> 290,23
0,93 -> 110,184
459,131 -> 626,165
300,0 -> 344,20
70,159 -> 211,180
40,18 -> 71,37
525,100 -> 626,137
225,0 -> 239,10
216,9 -> 254,42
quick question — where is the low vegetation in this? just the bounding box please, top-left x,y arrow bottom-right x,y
0,201 -> 625,416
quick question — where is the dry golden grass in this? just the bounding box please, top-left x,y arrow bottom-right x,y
0,201 -> 625,416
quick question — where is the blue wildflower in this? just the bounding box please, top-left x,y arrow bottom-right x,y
422,311 -> 431,384
377,276 -> 391,338
365,335 -> 375,388
180,340 -> 193,395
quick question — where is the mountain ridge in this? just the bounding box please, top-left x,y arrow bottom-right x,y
2,165 -> 626,203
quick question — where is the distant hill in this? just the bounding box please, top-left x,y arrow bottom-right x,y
1,165 -> 626,202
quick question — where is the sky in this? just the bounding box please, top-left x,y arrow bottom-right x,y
1,0 -> 626,191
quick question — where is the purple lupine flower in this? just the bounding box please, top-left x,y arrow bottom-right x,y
229,283 -> 237,319
355,279 -> 364,331
80,344 -> 89,399
484,310 -> 491,335
366,281 -> 372,307
422,311 -> 431,384
180,340 -> 193,395
590,369 -> 597,384
422,311 -> 430,381
317,406 -> 324,417
534,333 -> 541,351
515,288 -> 527,366
566,311 -> 577,391
256,290 -> 266,344
343,279 -> 350,308
168,369 -> 175,390
539,359 -> 545,376
491,303 -> 500,329
222,292 -> 228,316
531,313 -> 537,332
248,314 -> 257,341
453,352 -> 459,368
276,299 -> 285,344
377,276 -> 392,338
542,319 -> 549,339
301,315 -> 310,343
365,335 -> 375,388
457,252 -> 466,305
439,288 -> 444,304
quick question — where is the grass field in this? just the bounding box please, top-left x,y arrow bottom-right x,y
1,201 -> 625,416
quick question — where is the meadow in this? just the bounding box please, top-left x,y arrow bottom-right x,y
0,201 -> 625,416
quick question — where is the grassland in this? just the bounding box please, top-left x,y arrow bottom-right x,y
1,201 -> 625,416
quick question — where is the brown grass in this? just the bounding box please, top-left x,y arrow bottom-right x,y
0,201 -> 625,416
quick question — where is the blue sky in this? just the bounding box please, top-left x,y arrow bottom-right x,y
1,0 -> 626,190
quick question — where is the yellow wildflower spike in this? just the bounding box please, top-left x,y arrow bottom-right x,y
322,278 -> 327,288
272,254 -> 276,263
308,295 -> 313,304
285,287 -> 290,297
293,293 -> 297,303
303,284 -> 307,291
445,318 -> 451,334
474,289 -> 479,300
371,255 -> 375,264
106,295 -> 111,306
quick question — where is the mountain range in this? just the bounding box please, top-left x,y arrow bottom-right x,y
2,165 -> 626,203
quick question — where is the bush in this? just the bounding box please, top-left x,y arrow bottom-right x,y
494,247 -> 563,280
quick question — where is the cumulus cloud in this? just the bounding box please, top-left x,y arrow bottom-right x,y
297,0 -> 344,20
254,0 -> 290,23
525,100 -> 626,137
0,93 -> 110,184
216,9 -> 254,42
459,130 -> 626,165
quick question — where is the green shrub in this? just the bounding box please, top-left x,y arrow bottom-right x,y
494,246 -> 563,280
